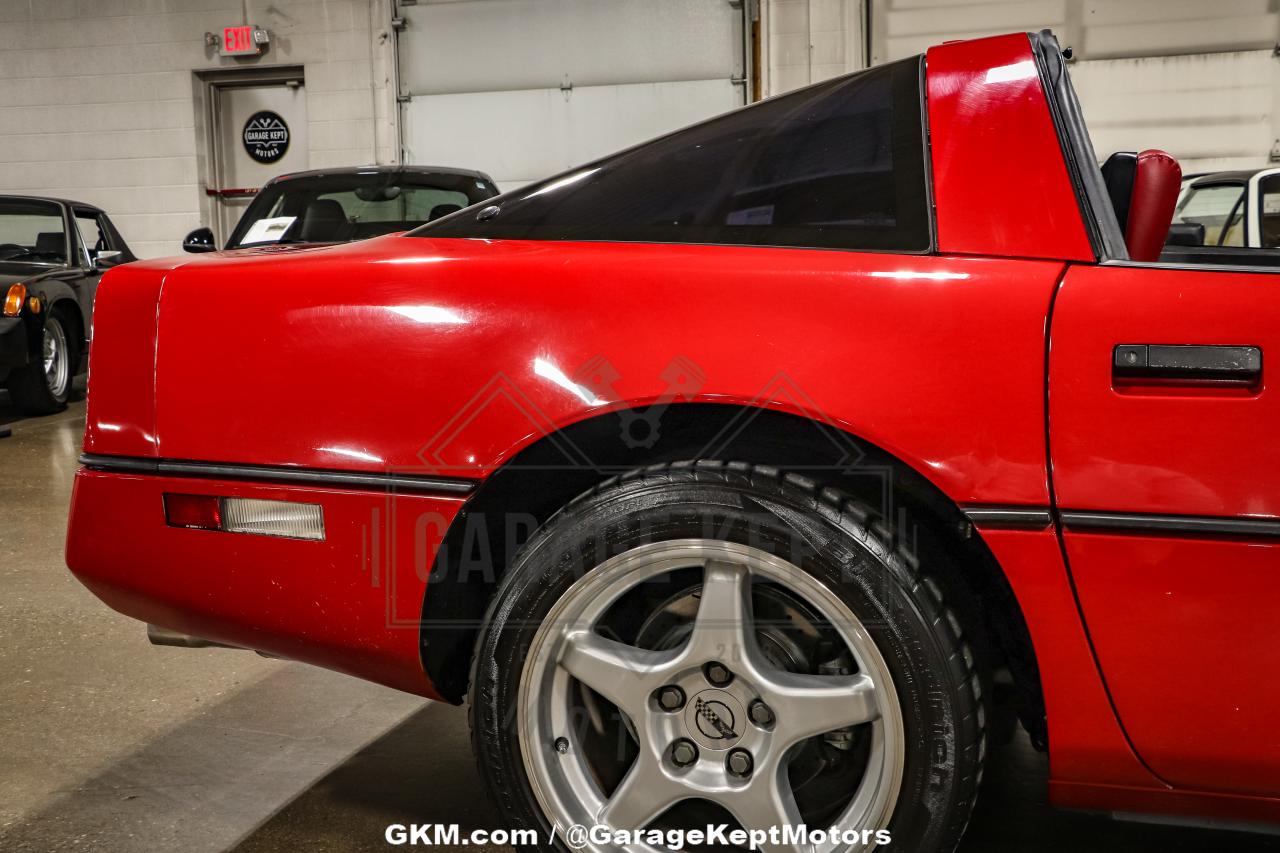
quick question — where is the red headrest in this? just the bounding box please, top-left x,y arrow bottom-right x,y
1124,149 -> 1181,262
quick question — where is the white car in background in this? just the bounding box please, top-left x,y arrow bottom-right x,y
1168,167 -> 1280,251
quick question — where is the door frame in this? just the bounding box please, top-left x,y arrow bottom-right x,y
192,65 -> 306,244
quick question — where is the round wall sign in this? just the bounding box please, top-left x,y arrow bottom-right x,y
242,111 -> 290,164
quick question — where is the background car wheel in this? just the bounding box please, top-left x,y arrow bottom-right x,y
6,310 -> 76,415
469,461 -> 987,853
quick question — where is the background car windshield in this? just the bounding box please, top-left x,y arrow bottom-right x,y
0,199 -> 66,264
416,57 -> 930,253
231,173 -> 496,247
1174,183 -> 1246,247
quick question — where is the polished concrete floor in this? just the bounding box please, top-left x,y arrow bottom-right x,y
1,391 -> 1277,852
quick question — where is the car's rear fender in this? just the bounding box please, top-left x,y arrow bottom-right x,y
419,402 -> 1165,797
82,263 -> 165,457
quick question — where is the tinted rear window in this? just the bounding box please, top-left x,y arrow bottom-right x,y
415,57 -> 930,252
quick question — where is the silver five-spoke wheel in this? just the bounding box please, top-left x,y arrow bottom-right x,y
519,540 -> 904,853
42,315 -> 70,400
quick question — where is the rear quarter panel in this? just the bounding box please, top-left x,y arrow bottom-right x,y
149,236 -> 1062,509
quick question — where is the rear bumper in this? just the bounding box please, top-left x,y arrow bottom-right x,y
65,466 -> 468,698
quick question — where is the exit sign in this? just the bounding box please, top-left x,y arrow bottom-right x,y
220,25 -> 269,56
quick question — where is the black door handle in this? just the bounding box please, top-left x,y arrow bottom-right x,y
1113,344 -> 1262,381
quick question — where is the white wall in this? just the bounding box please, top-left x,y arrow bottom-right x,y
871,0 -> 1279,63
1071,50 -> 1280,174
0,0 -> 396,258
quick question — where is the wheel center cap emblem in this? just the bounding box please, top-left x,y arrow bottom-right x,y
685,690 -> 745,750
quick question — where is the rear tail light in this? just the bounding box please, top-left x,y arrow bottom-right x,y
4,283 -> 26,317
164,494 -> 324,540
163,494 -> 223,530
221,497 -> 325,539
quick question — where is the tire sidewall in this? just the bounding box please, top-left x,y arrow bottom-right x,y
5,308 -> 76,414
43,313 -> 73,404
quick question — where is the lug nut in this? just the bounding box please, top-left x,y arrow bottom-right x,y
670,739 -> 699,768
726,748 -> 754,778
748,700 -> 774,727
656,685 -> 686,712
704,661 -> 733,687
553,737 -> 569,754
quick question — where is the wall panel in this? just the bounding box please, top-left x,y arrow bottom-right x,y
0,0 -> 393,258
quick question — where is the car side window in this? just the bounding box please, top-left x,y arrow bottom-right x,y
417,57 -> 931,253
74,212 -> 108,266
1258,174 -> 1280,249
1174,184 -> 1246,247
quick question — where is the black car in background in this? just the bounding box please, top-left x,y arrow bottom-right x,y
183,165 -> 499,252
0,196 -> 134,414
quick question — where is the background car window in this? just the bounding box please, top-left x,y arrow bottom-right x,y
417,57 -> 930,252
231,173 -> 495,248
1174,184 -> 1246,247
1258,174 -> 1280,248
317,188 -> 471,224
0,199 -> 66,264
74,212 -> 107,265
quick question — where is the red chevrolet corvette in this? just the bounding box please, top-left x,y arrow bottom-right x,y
67,30 -> 1278,852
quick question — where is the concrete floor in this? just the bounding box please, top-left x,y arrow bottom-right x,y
1,390 -> 1277,852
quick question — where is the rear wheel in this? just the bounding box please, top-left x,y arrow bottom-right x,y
7,310 -> 76,415
469,462 -> 986,852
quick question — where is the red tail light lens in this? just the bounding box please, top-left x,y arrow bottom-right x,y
163,494 -> 223,530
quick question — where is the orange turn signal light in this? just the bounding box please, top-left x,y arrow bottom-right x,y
28,296 -> 40,313
3,283 -> 25,317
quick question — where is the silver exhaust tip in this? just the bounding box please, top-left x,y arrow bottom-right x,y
146,624 -> 244,650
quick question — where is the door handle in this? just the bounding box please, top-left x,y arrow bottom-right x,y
1113,344 -> 1262,382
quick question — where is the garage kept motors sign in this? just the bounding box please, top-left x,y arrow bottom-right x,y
242,111 -> 290,164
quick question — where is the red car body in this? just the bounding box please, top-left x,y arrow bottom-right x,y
67,31 -> 1279,831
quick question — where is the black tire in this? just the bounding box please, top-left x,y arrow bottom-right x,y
469,461 -> 987,852
6,310 -> 76,415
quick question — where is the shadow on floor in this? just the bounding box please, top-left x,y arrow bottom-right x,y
228,702 -> 500,853
0,666 -> 425,853
228,703 -> 1280,853
0,377 -> 85,426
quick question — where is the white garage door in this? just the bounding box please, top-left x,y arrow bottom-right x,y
398,0 -> 747,190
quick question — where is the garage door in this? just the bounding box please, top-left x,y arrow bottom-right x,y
397,0 -> 747,189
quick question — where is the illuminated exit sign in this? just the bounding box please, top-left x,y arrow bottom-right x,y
220,25 -> 269,56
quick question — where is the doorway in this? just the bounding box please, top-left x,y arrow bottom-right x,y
196,68 -> 308,244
